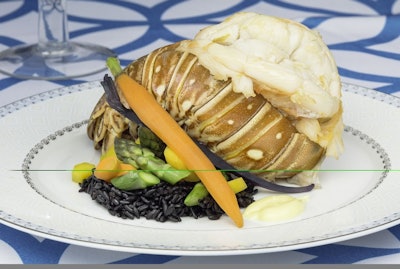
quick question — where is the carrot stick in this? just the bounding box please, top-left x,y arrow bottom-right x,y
106,57 -> 243,227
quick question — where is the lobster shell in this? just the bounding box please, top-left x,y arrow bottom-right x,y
87,41 -> 325,183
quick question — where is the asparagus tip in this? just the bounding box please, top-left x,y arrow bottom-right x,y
106,57 -> 123,77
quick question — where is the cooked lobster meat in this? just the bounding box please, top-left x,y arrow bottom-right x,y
87,12 -> 343,187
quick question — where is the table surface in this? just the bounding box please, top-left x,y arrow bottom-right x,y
1,0 -> 400,264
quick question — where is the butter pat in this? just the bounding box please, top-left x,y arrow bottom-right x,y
243,195 -> 308,222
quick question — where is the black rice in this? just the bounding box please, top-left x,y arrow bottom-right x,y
79,174 -> 257,223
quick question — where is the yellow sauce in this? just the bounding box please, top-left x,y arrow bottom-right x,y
243,195 -> 308,222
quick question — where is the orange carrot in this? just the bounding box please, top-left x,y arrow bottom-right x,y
107,58 -> 243,227
94,155 -> 120,182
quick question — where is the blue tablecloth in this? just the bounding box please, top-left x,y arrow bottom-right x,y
1,0 -> 400,264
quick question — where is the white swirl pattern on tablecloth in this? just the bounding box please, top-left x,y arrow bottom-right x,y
1,0 -> 400,264
1,0 -> 400,94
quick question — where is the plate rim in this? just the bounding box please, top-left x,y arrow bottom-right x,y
1,81 -> 400,256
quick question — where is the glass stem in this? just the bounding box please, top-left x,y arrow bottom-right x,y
38,0 -> 70,55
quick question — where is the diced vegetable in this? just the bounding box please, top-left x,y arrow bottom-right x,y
227,177 -> 247,193
71,162 -> 95,183
106,57 -> 243,227
111,170 -> 160,190
164,146 -> 200,182
114,138 -> 190,185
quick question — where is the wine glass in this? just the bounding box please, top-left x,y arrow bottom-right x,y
0,0 -> 115,80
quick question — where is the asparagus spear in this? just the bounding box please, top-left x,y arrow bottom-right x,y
184,182 -> 208,206
114,137 -> 190,185
138,125 -> 166,158
111,170 -> 160,190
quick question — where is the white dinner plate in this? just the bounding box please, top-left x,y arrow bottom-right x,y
0,81 -> 399,256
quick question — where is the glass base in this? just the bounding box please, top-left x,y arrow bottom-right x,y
0,42 -> 115,80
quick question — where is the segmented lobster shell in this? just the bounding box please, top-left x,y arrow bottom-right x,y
88,41 -> 325,181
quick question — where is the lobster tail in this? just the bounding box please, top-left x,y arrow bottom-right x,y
88,12 -> 343,186
89,41 -> 325,184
